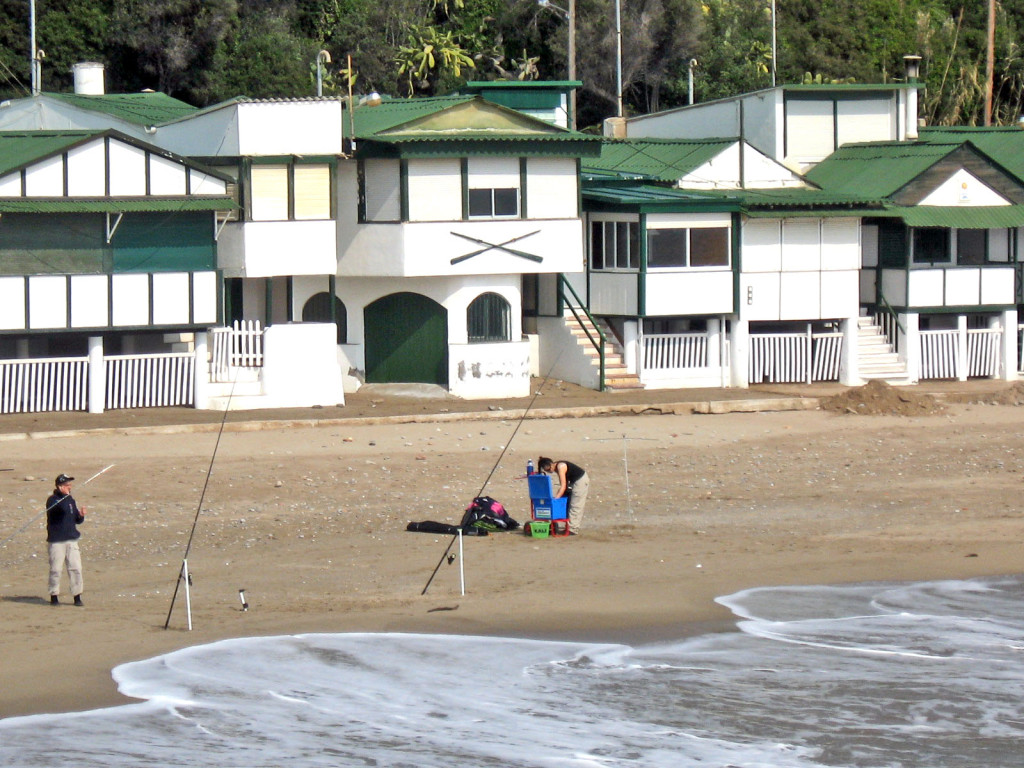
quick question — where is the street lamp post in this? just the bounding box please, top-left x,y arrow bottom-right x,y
539,0 -> 577,129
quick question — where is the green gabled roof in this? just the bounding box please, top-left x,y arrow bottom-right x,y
805,140 -> 970,197
0,130 -> 99,176
350,95 -> 477,137
352,95 -> 593,140
582,139 -> 735,183
45,92 -> 198,126
918,125 -> 1024,179
0,197 -> 236,213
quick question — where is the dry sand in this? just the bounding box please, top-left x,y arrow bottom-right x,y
2,383 -> 1024,719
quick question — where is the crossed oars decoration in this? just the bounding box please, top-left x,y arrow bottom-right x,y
450,230 -> 543,265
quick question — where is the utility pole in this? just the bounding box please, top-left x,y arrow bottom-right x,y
985,0 -> 995,126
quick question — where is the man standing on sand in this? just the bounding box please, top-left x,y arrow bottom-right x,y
538,457 -> 589,535
46,474 -> 85,606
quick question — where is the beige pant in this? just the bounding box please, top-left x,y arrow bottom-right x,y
567,472 -> 590,533
48,540 -> 83,597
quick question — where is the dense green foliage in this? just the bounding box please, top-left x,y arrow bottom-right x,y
1,0 -> 1023,129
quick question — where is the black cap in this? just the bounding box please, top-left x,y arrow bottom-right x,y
55,474 -> 74,486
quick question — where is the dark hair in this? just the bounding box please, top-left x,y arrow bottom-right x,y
538,457 -> 553,472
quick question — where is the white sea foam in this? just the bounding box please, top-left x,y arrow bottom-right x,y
3,576 -> 1024,767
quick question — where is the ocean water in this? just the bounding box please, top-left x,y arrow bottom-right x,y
3,576 -> 1024,768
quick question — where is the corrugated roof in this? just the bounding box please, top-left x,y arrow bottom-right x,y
805,141 -> 965,197
46,92 -> 198,126
0,197 -> 236,213
350,96 -> 477,136
918,125 -> 1024,179
880,205 -> 1024,229
582,139 -> 734,183
0,131 -> 98,175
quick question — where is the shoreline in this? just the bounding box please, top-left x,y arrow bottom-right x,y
3,400 -> 1024,719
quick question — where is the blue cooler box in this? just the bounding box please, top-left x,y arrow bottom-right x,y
527,475 -> 568,520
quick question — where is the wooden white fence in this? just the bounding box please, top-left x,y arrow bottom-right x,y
921,328 -> 1001,380
210,320 -> 264,383
0,357 -> 89,414
642,333 -> 708,370
105,353 -> 195,409
749,332 -> 843,384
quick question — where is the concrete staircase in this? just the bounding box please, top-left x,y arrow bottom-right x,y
857,316 -> 912,385
563,311 -> 644,391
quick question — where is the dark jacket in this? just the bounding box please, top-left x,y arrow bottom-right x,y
46,491 -> 84,543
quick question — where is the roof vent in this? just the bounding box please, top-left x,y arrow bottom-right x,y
72,62 -> 105,95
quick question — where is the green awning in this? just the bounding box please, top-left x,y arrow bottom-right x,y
0,197 -> 237,213
885,205 -> 1024,229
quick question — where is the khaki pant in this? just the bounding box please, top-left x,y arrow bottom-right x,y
48,540 -> 83,597
567,472 -> 590,534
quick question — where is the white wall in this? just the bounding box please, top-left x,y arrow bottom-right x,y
217,220 -> 337,277
449,339 -> 531,399
918,170 -> 1010,206
259,323 -> 346,408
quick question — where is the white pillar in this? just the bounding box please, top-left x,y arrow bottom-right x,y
194,331 -> 209,408
998,310 -> 1017,380
622,319 -> 639,373
707,318 -> 722,369
957,314 -> 968,382
87,336 -> 105,414
729,318 -> 749,388
839,316 -> 859,385
902,312 -> 921,384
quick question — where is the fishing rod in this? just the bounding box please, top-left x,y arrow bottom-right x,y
164,371 -> 239,631
421,354 -> 562,596
0,464 -> 116,550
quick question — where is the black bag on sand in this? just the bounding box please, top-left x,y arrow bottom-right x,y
406,521 -> 489,536
461,496 -> 520,531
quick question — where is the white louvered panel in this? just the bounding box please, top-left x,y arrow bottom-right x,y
250,165 -> 289,221
467,156 -> 520,189
407,159 -> 460,222
363,159 -> 401,221
294,164 -> 331,220
525,157 -> 576,219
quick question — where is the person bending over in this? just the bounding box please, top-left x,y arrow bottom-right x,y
537,457 -> 589,535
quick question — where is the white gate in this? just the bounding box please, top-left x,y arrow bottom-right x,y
210,320 -> 264,382
105,353 -> 195,409
921,328 -> 1001,380
749,332 -> 843,384
0,358 -> 89,414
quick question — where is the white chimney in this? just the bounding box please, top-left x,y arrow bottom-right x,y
72,62 -> 105,95
904,55 -> 921,141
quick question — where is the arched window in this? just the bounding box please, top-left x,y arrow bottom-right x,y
467,292 -> 511,343
301,292 -> 347,344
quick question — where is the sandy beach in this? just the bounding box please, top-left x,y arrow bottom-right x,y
2,382 -> 1024,719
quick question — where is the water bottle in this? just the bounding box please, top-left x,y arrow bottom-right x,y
526,459 -> 534,476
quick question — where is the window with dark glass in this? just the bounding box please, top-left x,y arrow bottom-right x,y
647,229 -> 688,268
591,221 -> 639,269
689,228 -> 730,267
912,228 -> 950,263
467,292 -> 511,342
468,188 -> 519,218
956,229 -> 986,265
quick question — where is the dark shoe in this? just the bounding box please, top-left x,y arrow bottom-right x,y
50,595 -> 59,605
73,595 -> 83,607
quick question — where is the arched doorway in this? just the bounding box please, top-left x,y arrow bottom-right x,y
364,292 -> 447,385
301,292 -> 347,344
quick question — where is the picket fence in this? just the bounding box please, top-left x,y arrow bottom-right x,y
210,320 -> 264,382
920,328 -> 1000,380
748,332 -> 843,384
642,333 -> 708,370
0,357 -> 89,414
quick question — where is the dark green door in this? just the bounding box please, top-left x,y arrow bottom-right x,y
364,292 -> 448,385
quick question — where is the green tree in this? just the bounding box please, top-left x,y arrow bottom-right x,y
108,0 -> 238,100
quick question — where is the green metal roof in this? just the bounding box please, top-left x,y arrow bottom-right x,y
0,197 -> 236,213
805,141 -> 971,198
0,130 -> 97,175
918,125 -> 1024,180
45,92 -> 198,126
582,139 -> 735,183
350,96 -> 477,136
877,204 -> 1024,228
